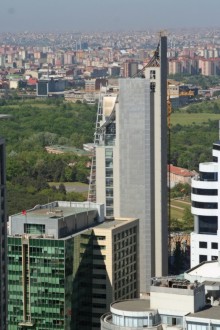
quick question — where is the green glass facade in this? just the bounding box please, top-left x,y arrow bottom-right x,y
8,237 -> 65,329
8,204 -> 139,330
8,231 -> 96,330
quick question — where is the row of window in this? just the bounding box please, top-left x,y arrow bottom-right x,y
199,255 -> 218,263
114,227 -> 137,242
199,171 -> 218,181
114,271 -> 137,283
80,234 -> 106,241
114,252 -> 136,262
114,240 -> 136,251
192,188 -> 218,196
199,241 -> 218,249
115,288 -> 137,301
115,259 -> 136,271
192,201 -> 218,209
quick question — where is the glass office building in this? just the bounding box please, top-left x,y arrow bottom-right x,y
7,201 -> 139,330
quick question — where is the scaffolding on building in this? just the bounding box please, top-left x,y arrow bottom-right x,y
87,85 -> 118,202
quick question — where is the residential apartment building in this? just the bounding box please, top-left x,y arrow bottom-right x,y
191,141 -> 220,267
122,61 -> 138,78
7,201 -> 139,330
0,138 -> 7,330
91,36 -> 168,293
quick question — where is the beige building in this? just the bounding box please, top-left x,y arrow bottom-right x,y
91,217 -> 140,328
9,79 -> 19,89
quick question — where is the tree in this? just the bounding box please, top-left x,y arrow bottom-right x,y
172,241 -> 184,274
182,207 -> 194,231
58,183 -> 66,195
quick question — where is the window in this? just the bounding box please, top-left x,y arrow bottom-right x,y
192,188 -> 218,196
199,241 -> 207,248
150,70 -> 156,79
105,148 -> 113,158
150,82 -> 156,92
200,171 -> 218,181
199,255 -> 207,263
212,242 -> 218,249
24,224 -> 45,234
213,144 -> 220,150
212,256 -> 218,261
199,216 -> 218,234
96,235 -> 106,240
192,201 -> 217,209
92,293 -> 106,299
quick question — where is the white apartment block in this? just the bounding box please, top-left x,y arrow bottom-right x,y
191,141 -> 220,267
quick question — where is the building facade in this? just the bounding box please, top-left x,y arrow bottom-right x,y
92,36 -> 168,293
101,277 -> 209,330
191,141 -> 220,267
7,201 -> 139,330
0,138 -> 7,330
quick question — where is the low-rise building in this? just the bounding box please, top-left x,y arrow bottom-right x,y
101,278 -> 208,330
168,165 -> 197,187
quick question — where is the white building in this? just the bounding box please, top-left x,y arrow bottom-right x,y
191,141 -> 220,267
101,262 -> 220,330
101,278 -> 214,330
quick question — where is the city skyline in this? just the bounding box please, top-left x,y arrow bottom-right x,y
1,0 -> 220,33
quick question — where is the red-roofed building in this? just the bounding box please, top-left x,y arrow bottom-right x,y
27,77 -> 38,86
168,164 -> 197,187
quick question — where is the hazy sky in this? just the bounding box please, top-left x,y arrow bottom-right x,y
1,0 -> 220,32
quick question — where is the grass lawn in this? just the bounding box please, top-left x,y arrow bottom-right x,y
170,200 -> 191,220
171,112 -> 220,126
170,206 -> 184,220
171,200 -> 190,208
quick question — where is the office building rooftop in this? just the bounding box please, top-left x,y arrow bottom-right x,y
111,299 -> 150,312
188,306 -> 220,320
9,201 -> 104,239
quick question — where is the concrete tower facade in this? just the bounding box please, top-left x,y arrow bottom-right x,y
93,36 -> 168,293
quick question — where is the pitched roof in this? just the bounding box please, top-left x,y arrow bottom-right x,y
168,164 -> 196,177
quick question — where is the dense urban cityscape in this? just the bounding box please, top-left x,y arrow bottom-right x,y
1,7 -> 220,330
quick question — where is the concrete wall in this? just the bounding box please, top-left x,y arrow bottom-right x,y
145,36 -> 168,279
150,285 -> 205,314
115,78 -> 153,293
